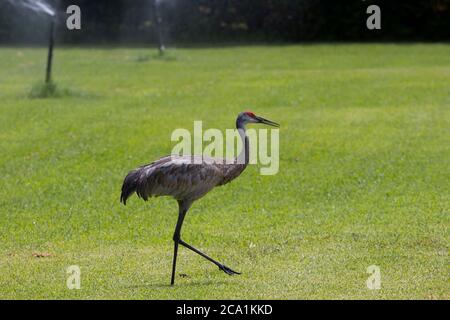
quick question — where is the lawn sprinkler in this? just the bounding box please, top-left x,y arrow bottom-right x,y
5,0 -> 57,83
45,17 -> 55,84
152,0 -> 165,56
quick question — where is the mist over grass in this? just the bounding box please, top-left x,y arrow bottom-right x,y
0,45 -> 448,299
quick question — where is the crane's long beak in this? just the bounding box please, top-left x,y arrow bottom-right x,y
256,116 -> 280,128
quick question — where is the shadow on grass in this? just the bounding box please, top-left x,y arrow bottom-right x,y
123,279 -> 229,289
135,51 -> 178,63
28,81 -> 93,99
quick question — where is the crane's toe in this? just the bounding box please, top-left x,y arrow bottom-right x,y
219,264 -> 241,275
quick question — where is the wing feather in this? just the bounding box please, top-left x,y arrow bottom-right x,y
120,155 -> 227,204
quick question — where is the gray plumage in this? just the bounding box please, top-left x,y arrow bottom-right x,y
119,111 -> 279,285
120,155 -> 246,206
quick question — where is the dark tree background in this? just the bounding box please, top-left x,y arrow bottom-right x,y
0,0 -> 449,45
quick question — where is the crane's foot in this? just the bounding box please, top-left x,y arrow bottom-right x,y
219,264 -> 241,275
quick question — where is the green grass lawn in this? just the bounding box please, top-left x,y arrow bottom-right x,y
0,44 -> 448,299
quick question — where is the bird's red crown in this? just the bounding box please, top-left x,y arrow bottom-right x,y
245,111 -> 256,118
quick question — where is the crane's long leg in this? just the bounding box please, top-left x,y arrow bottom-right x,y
170,202 -> 240,285
178,239 -> 241,276
171,208 -> 186,285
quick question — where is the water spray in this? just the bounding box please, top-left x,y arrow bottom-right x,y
152,0 -> 165,55
6,0 -> 57,84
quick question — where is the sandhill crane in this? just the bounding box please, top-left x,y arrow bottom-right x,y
120,111 -> 279,285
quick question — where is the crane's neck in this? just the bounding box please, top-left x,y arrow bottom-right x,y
236,119 -> 249,166
217,117 -> 249,186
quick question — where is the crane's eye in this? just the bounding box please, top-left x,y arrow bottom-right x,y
245,112 -> 255,118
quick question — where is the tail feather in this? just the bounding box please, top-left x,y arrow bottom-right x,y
120,169 -> 141,205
